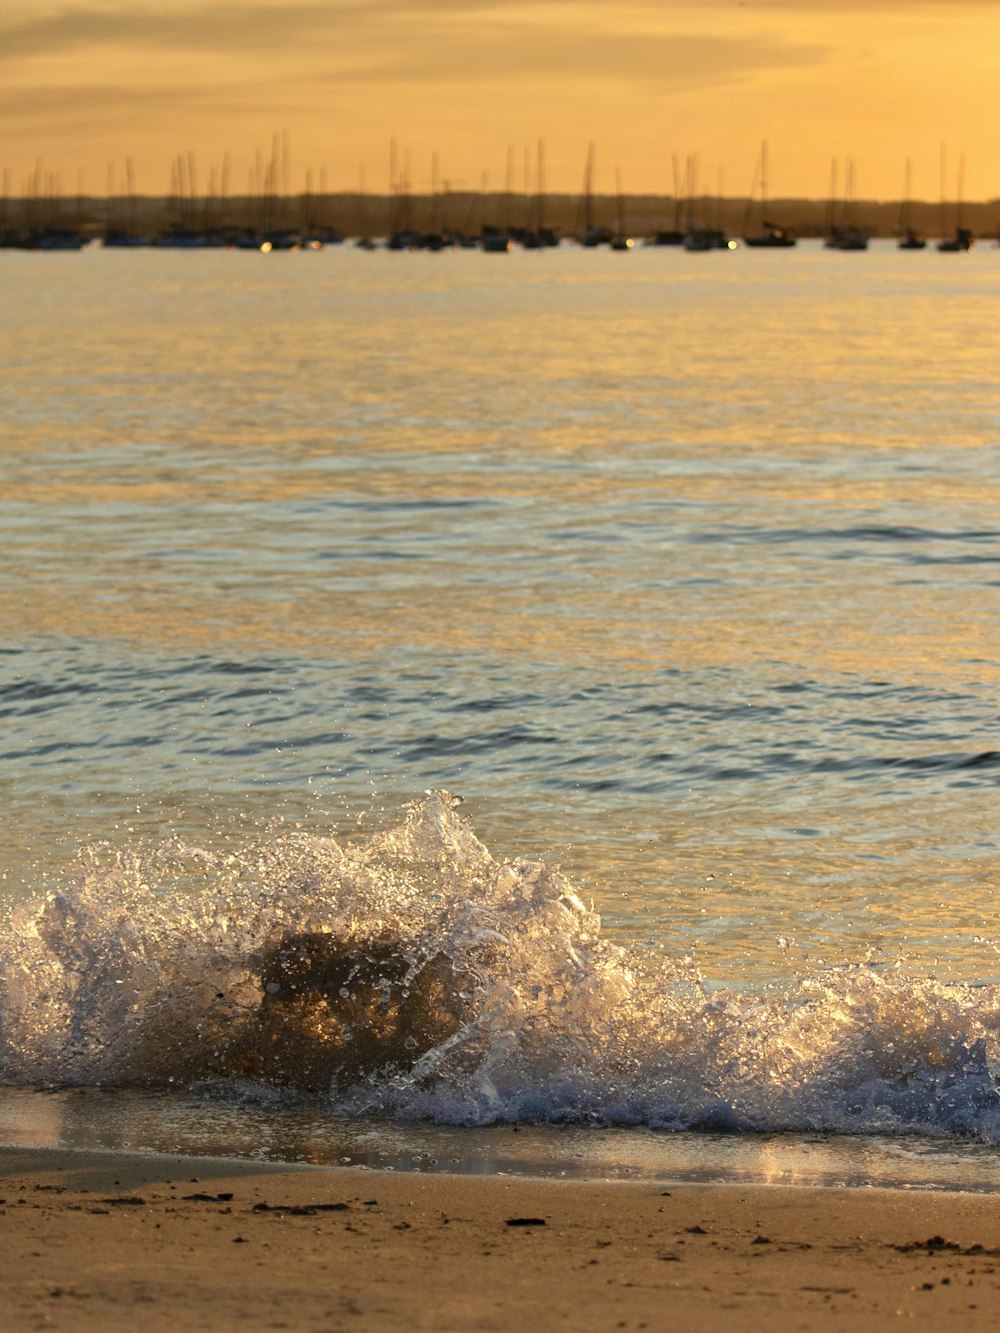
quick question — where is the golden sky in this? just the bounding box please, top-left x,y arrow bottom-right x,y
3,0 -> 998,201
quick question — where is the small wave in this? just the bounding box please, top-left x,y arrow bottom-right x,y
3,792 -> 1000,1137
692,524 -> 1000,547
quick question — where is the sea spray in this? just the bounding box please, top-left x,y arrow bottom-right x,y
2,792 -> 1000,1137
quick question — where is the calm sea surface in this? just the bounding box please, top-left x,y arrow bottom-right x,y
2,240 -> 1000,1181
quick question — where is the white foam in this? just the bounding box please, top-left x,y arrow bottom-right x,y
2,792 -> 999,1137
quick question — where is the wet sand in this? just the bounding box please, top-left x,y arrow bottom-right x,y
2,1146 -> 1000,1330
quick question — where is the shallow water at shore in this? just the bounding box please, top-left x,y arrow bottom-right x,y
7,1087 -> 1000,1195
3,243 -> 1000,1169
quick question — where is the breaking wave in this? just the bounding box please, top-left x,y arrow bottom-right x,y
3,792 -> 1000,1138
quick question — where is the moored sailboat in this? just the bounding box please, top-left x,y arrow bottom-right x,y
577,142 -> 612,246
741,142 -> 796,247
824,158 -> 868,251
898,228 -> 927,250
896,158 -> 926,249
937,227 -> 973,252
610,167 -> 634,249
936,148 -> 974,252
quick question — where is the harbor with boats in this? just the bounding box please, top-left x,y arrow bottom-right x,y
3,191 -> 997,255
3,141 -> 995,255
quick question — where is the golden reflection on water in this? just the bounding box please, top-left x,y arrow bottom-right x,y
6,463 -> 991,512
2,574 -> 993,689
4,247 -> 1000,982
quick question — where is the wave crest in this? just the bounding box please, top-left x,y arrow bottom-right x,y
3,792 -> 1000,1136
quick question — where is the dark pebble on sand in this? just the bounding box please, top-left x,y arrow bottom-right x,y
251,1201 -> 349,1215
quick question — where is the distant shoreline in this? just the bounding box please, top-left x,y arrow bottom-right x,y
3,191 -> 998,241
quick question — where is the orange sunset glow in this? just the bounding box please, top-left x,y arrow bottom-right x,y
3,0 -> 999,202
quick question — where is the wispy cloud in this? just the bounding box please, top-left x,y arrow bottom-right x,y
0,0 -> 973,60
0,80 -> 295,130
329,30 -> 825,92
1,0 -> 987,71
1,4 -> 343,61
3,2 -> 827,95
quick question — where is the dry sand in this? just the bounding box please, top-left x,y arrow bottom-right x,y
2,1145 -> 1000,1330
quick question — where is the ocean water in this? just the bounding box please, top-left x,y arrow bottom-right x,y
2,239 -> 1000,1186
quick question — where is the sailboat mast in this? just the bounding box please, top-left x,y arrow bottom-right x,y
388,138 -> 398,236
503,143 -> 513,233
760,140 -> 769,221
523,143 -> 531,231
845,157 -> 854,229
898,157 -> 912,232
716,166 -> 724,232
585,141 -> 595,232
939,142 -> 947,237
432,149 -> 441,233
125,155 -> 136,231
825,156 -> 838,234
537,138 -> 546,232
740,143 -> 762,236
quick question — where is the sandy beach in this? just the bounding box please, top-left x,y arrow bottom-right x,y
2,1146 -> 1000,1330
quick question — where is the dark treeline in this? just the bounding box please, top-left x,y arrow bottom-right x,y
3,189 -> 999,242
